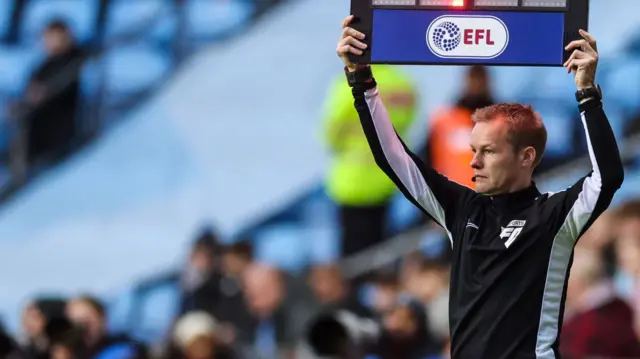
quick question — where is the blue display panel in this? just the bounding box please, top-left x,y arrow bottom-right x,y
370,10 -> 565,65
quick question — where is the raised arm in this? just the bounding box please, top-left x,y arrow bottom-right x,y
552,30 -> 624,239
346,67 -> 476,231
335,22 -> 476,240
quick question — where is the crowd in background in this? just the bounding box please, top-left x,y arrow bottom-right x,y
3,198 -> 640,359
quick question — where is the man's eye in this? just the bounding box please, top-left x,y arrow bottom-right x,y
484,149 -> 494,154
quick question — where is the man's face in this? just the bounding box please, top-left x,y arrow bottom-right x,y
383,306 -> 417,338
470,119 -> 521,195
190,247 -> 214,273
65,300 -> 104,345
22,304 -> 45,338
43,29 -> 70,55
243,266 -> 283,318
309,266 -> 342,303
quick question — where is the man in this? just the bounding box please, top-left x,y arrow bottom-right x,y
322,64 -> 417,257
336,15 -> 624,359
23,19 -> 85,166
561,247 -> 640,359
65,295 -> 148,359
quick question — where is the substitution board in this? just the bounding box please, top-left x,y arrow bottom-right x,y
348,0 -> 589,66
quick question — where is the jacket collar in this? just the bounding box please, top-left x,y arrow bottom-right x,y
490,182 -> 541,212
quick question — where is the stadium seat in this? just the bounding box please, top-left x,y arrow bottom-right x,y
0,1 -> 15,40
522,68 -> 576,103
105,0 -> 176,45
106,291 -> 134,334
602,55 -> 640,114
419,230 -> 448,258
597,103 -> 627,141
0,46 -> 42,95
20,0 -> 100,44
613,168 -> 640,206
132,283 -> 180,342
254,224 -> 309,272
80,59 -> 102,98
306,226 -> 340,265
185,0 -> 255,42
102,45 -> 171,97
387,193 -> 422,234
525,101 -> 574,159
358,283 -> 376,309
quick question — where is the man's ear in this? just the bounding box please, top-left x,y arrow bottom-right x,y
521,146 -> 536,168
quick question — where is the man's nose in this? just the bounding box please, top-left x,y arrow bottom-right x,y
470,155 -> 482,169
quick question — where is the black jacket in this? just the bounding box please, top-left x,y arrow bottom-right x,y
348,66 -> 624,359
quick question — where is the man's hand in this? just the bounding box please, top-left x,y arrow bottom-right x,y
337,15 -> 368,72
563,29 -> 598,90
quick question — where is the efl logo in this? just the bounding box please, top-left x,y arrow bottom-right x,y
426,15 -> 509,59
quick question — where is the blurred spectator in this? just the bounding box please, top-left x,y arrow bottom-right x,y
65,295 -> 148,359
301,263 -> 372,344
45,317 -> 85,359
308,263 -> 360,311
575,210 -> 617,252
375,299 -> 433,359
214,242 -> 255,346
612,200 -> 640,302
171,311 -> 239,359
241,262 -> 304,359
180,229 -> 224,315
221,242 -> 253,280
403,257 -> 449,343
612,200 -> 640,336
19,19 -> 87,167
368,273 -> 401,316
0,322 -> 25,359
561,247 -> 640,359
20,297 -> 67,359
322,65 -> 418,257
420,65 -> 494,189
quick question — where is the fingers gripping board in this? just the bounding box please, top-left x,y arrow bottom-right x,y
348,0 -> 589,66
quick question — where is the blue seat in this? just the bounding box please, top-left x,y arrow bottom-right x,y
106,291 -> 134,334
524,101 -> 574,159
306,226 -> 340,265
0,46 -> 42,95
603,56 -> 640,114
80,59 -> 102,98
105,0 -> 176,45
0,1 -> 15,40
254,224 -> 309,272
186,0 -> 255,41
133,282 -> 180,342
21,0 -> 100,44
387,193 -> 422,233
522,68 -> 576,103
103,46 -> 171,96
612,168 -> 640,206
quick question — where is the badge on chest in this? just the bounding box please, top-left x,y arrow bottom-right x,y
499,219 -> 527,248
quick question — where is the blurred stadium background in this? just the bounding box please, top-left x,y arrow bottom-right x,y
0,0 -> 639,358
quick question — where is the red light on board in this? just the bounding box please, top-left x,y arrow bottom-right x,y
452,0 -> 464,6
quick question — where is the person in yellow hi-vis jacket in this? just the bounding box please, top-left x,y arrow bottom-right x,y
322,64 -> 418,257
